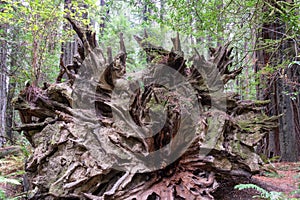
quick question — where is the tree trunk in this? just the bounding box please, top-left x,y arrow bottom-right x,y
14,17 -> 278,199
5,82 -> 16,143
0,23 -> 8,146
256,0 -> 300,161
4,28 -> 19,143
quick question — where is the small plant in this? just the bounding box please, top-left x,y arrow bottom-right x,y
234,183 -> 284,200
0,151 -> 27,200
291,174 -> 300,196
0,176 -> 21,185
0,175 -> 21,200
277,165 -> 290,171
0,189 -> 6,200
264,171 -> 284,178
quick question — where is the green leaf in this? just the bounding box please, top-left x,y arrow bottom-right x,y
0,189 -> 6,199
288,61 -> 300,68
0,176 -> 21,185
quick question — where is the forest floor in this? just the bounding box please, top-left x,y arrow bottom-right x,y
0,151 -> 26,200
214,162 -> 300,199
0,150 -> 299,199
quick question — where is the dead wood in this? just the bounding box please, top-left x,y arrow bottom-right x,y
13,17 -> 278,200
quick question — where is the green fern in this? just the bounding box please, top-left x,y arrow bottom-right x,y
0,176 -> 22,200
0,189 -> 6,199
234,183 -> 284,200
0,176 -> 21,185
235,183 -> 269,196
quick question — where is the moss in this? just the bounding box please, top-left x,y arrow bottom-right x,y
253,99 -> 271,106
213,157 -> 232,171
233,141 -> 248,159
237,120 -> 254,132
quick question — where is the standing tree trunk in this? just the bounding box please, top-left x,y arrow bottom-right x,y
5,32 -> 18,142
0,23 -> 8,146
256,0 -> 300,161
5,82 -> 16,143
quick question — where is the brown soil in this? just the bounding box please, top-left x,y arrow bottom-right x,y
253,162 -> 300,192
214,162 -> 300,199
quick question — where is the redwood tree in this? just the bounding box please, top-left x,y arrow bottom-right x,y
256,0 -> 300,161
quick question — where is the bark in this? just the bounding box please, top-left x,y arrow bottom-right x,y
13,18 -> 278,199
5,29 -> 18,143
0,23 -> 8,146
256,0 -> 300,161
5,82 -> 16,143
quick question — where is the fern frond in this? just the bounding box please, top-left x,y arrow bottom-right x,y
234,184 -> 286,200
234,183 -> 268,194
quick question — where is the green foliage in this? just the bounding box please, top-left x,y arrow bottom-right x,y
0,189 -> 6,199
235,183 -> 300,200
263,171 -> 284,178
98,1 -> 177,72
17,138 -> 31,158
0,0 -> 64,88
0,0 -> 102,88
0,189 -> 21,200
0,146 -> 29,200
288,61 -> 300,68
0,175 -> 21,200
133,0 -> 300,102
0,176 -> 21,185
235,184 -> 284,200
292,170 -> 300,197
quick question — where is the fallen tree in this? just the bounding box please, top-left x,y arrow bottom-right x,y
13,17 -> 278,200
